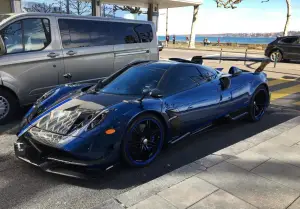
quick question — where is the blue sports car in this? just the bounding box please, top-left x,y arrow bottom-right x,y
15,57 -> 271,178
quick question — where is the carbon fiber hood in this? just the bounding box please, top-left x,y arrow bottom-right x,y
34,93 -> 138,135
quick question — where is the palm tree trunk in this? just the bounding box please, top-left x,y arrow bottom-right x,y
283,0 -> 291,36
189,5 -> 200,49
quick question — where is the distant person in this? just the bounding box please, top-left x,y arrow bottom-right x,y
166,35 -> 170,47
203,38 -> 206,46
217,37 -> 220,46
186,36 -> 189,43
173,35 -> 176,45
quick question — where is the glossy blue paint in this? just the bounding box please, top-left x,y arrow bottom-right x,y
16,61 -> 269,173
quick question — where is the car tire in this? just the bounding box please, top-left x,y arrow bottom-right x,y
0,89 -> 19,125
248,86 -> 269,122
269,50 -> 283,62
121,114 -> 165,167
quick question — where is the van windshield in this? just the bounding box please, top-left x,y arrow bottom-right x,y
0,14 -> 12,24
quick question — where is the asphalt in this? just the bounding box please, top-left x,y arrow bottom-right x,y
0,49 -> 299,209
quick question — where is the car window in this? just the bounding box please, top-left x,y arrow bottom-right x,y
58,19 -> 113,49
159,66 -> 201,95
198,65 -> 217,81
133,24 -> 153,43
113,22 -> 140,44
23,19 -> 50,51
0,18 -> 51,54
101,65 -> 166,95
279,37 -> 298,44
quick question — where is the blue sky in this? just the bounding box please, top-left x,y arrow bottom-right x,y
22,0 -> 300,35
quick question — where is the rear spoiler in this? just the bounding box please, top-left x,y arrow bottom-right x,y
169,56 -> 271,73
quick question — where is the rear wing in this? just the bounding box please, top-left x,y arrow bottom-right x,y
169,56 -> 271,73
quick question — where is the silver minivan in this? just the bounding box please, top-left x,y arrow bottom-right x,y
0,13 -> 158,124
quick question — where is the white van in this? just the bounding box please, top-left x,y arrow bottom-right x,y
0,13 -> 158,124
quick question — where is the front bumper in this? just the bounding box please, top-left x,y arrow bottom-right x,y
14,135 -> 118,179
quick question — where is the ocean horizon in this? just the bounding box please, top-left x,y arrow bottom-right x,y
158,35 -> 276,44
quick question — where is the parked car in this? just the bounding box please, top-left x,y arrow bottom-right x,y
158,41 -> 164,51
0,13 -> 158,124
265,36 -> 300,62
15,57 -> 270,178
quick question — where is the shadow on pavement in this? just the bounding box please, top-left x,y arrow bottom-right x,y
0,105 -> 299,209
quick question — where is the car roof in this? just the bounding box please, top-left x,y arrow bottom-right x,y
137,60 -> 215,73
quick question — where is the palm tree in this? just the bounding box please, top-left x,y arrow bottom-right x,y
188,5 -> 200,48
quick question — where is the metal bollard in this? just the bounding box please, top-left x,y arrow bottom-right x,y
244,49 -> 248,65
274,54 -> 278,68
219,48 -> 223,64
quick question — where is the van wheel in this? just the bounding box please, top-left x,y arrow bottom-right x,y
0,90 -> 19,125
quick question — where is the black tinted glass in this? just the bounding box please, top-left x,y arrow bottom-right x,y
58,19 -> 112,48
279,37 -> 298,44
198,66 -> 217,81
101,65 -> 165,95
134,24 -> 153,43
160,66 -> 201,94
113,22 -> 139,44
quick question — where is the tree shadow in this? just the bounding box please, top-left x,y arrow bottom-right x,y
0,106 -> 298,209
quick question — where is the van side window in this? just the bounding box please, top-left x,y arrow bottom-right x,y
58,19 -> 113,49
134,24 -> 153,43
113,22 -> 139,44
0,18 -> 51,54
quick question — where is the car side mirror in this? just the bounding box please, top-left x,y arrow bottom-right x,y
0,36 -> 6,55
229,66 -> 242,76
149,89 -> 163,98
219,76 -> 231,90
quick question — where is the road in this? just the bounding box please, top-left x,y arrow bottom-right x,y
0,48 -> 299,209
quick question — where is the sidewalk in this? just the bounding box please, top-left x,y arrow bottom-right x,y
94,116 -> 300,209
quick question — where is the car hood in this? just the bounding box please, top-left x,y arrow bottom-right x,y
20,92 -> 139,137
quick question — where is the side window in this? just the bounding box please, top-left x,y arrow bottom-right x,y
198,66 -> 217,81
113,22 -> 139,44
1,21 -> 23,54
0,18 -> 51,54
279,37 -> 298,44
23,19 -> 51,51
58,19 -> 113,49
160,66 -> 201,95
134,24 -> 153,43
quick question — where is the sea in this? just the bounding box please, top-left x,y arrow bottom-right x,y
158,35 -> 276,44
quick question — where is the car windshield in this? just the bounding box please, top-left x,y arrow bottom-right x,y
100,65 -> 166,95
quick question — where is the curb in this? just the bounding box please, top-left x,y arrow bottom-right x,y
92,116 -> 300,209
164,47 -> 265,55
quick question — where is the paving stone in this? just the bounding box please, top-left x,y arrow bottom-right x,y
116,163 -> 203,207
226,150 -> 269,171
245,117 -> 300,146
214,141 -> 255,156
267,125 -> 300,146
92,199 -> 124,209
128,195 -> 176,209
288,197 -> 300,209
197,161 -> 299,209
194,154 -> 230,168
189,189 -> 257,209
158,176 -> 218,209
252,158 -> 300,191
249,141 -> 300,168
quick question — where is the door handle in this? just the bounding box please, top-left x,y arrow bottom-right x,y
66,50 -> 77,56
47,52 -> 59,58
